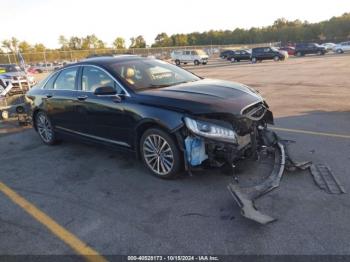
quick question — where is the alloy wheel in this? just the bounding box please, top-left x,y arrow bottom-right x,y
142,134 -> 174,176
36,112 -> 53,143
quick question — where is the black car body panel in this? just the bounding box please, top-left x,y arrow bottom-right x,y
138,79 -> 262,115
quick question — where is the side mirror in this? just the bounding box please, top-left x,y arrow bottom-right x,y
94,86 -> 116,96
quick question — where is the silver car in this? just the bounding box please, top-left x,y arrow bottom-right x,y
333,42 -> 350,54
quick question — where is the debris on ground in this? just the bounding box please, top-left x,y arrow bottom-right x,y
310,164 -> 346,194
227,131 -> 346,225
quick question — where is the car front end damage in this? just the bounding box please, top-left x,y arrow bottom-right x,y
179,101 -> 273,171
177,100 -> 302,224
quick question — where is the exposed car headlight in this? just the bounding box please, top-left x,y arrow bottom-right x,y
184,117 -> 237,144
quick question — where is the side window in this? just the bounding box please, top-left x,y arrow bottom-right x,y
191,51 -> 196,55
264,48 -> 270,52
82,66 -> 121,93
185,51 -> 191,55
54,67 -> 78,90
43,71 -> 59,89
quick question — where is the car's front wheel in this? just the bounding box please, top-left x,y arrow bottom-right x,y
35,111 -> 57,145
251,57 -> 257,63
336,49 -> 343,54
140,128 -> 182,179
194,60 -> 200,66
175,59 -> 180,66
296,51 -> 302,57
273,55 -> 279,61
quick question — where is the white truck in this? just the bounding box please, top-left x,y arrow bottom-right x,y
171,49 -> 209,66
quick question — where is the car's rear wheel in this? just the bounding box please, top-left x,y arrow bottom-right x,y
317,50 -> 322,55
140,128 -> 182,179
35,111 -> 57,145
251,57 -> 257,63
194,60 -> 200,66
336,49 -> 343,54
175,59 -> 180,66
273,56 -> 279,61
230,57 -> 235,62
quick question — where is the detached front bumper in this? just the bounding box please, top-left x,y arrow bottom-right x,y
227,141 -> 285,224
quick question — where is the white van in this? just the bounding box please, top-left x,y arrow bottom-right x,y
171,49 -> 209,66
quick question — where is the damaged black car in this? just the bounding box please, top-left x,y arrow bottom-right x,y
26,56 -> 274,179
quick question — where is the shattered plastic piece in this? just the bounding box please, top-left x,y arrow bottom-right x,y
228,183 -> 276,224
310,164 -> 346,194
227,142 -> 285,224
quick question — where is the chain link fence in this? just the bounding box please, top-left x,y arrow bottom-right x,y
0,42 -> 280,65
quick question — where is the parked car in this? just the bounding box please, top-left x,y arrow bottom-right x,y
220,50 -> 235,59
333,41 -> 350,54
30,62 -> 62,73
0,64 -> 34,94
251,47 -> 287,63
279,46 -> 295,56
27,56 -> 274,179
320,43 -> 336,51
226,50 -> 251,62
294,43 -> 326,56
171,49 -> 208,66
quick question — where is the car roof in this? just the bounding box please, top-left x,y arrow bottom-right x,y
64,55 -> 146,68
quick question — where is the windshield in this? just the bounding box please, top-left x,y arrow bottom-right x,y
0,65 -> 21,74
108,59 -> 200,91
271,47 -> 279,52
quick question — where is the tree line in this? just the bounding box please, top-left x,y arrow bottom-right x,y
1,13 -> 349,54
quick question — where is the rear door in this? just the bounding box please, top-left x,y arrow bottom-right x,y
45,66 -> 80,131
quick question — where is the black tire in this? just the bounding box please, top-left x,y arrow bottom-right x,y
296,51 -> 302,57
251,57 -> 257,63
34,111 -> 58,145
317,50 -> 323,55
230,57 -> 235,63
140,128 -> 182,179
336,49 -> 343,54
194,60 -> 200,66
175,59 -> 180,66
273,55 -> 279,61
202,62 -> 207,65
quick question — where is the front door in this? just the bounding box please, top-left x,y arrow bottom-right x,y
75,65 -> 132,147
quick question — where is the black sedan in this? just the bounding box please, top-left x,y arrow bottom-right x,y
226,50 -> 252,62
26,56 -> 274,178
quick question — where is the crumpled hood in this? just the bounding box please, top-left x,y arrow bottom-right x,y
137,79 -> 263,115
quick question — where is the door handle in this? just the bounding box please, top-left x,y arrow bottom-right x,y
45,93 -> 53,98
77,95 -> 88,101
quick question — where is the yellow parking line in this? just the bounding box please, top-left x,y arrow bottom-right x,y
0,181 -> 107,262
271,127 -> 350,139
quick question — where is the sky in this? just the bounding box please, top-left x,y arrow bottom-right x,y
1,0 -> 349,48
